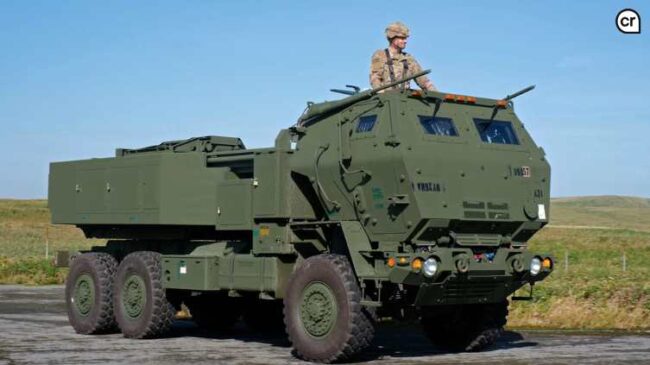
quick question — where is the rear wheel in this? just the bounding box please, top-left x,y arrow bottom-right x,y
65,252 -> 118,334
283,254 -> 375,363
113,251 -> 175,338
420,300 -> 508,352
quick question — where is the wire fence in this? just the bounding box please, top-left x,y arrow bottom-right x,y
560,251 -> 630,272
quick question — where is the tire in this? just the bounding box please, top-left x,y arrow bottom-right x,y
283,254 -> 376,363
113,251 -> 175,338
65,252 -> 118,334
420,300 -> 509,352
243,299 -> 285,333
186,292 -> 243,330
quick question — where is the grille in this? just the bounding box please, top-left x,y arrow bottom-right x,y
443,280 -> 501,300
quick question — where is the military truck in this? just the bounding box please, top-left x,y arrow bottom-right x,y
49,70 -> 553,363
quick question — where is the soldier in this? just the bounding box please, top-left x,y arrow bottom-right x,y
370,22 -> 437,92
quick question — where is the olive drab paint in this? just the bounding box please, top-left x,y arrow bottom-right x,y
50,71 -> 553,344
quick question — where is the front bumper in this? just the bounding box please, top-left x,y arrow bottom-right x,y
385,249 -> 553,306
414,275 -> 526,306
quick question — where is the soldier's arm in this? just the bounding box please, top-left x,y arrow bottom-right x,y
409,57 -> 437,91
370,50 -> 385,89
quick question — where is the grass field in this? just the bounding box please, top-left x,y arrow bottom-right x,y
0,200 -> 102,285
1,196 -> 649,330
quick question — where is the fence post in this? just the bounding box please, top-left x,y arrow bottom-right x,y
564,251 -> 569,272
45,225 -> 49,260
622,252 -> 627,272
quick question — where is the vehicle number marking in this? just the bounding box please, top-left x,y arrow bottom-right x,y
412,181 -> 443,192
510,166 -> 531,178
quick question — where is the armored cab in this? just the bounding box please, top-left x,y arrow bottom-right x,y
50,71 -> 553,363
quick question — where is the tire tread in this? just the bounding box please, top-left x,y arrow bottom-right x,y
115,251 -> 174,339
66,252 -> 118,334
284,254 -> 376,363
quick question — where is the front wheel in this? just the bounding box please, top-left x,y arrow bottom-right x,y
283,254 -> 375,363
113,251 -> 175,338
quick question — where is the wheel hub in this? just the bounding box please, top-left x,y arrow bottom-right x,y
122,274 -> 146,319
300,282 -> 337,338
72,274 -> 95,316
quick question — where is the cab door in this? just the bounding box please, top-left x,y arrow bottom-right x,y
344,100 -> 409,238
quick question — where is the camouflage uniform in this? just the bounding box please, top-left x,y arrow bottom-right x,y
370,22 -> 436,92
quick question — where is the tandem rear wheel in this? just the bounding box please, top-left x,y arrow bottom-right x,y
65,252 -> 119,334
283,254 -> 376,363
113,251 -> 175,338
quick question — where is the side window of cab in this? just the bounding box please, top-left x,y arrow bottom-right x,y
356,115 -> 377,133
351,114 -> 380,140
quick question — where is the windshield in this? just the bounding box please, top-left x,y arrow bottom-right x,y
473,119 -> 519,145
418,116 -> 458,136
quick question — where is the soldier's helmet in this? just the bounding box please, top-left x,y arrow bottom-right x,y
385,21 -> 410,40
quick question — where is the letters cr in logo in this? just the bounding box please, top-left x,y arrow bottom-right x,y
616,9 -> 641,34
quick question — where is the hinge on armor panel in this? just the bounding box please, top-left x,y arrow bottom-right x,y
384,135 -> 400,147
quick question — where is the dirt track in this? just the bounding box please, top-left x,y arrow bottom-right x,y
0,285 -> 649,364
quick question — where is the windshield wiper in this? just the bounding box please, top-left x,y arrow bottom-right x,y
490,85 -> 536,121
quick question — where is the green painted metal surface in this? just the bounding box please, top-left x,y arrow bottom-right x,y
72,274 -> 95,317
162,251 -> 294,297
339,221 -> 375,278
50,73 -> 552,306
122,274 -> 146,319
300,281 -> 338,338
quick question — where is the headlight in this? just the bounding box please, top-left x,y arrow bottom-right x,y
530,257 -> 542,276
423,257 -> 438,277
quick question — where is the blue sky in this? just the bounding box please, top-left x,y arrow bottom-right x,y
0,1 -> 648,199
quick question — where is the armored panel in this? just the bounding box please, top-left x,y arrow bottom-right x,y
252,223 -> 294,255
49,152 -> 222,226
216,180 -> 252,230
162,256 -> 221,291
253,152 -> 281,217
76,167 -> 108,213
107,166 -> 141,212
48,161 -> 77,222
163,252 -> 293,297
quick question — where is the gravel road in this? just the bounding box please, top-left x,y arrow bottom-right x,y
0,285 -> 648,364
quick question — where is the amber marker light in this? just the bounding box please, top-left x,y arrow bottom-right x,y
467,96 -> 477,104
398,257 -> 409,266
387,257 -> 396,268
411,91 -> 422,97
411,258 -> 423,272
496,100 -> 508,108
455,95 -> 466,103
444,94 -> 455,101
543,257 -> 553,270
